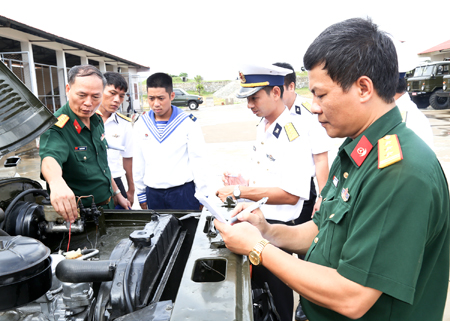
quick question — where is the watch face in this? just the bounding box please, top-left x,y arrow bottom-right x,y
249,251 -> 261,265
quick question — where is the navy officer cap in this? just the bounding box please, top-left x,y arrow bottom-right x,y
236,64 -> 292,98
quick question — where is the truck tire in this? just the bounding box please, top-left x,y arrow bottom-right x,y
410,95 -> 430,109
429,90 -> 449,110
188,101 -> 199,110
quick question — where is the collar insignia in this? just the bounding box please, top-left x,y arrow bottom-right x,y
73,119 -> 82,134
350,135 -> 372,167
273,123 -> 282,138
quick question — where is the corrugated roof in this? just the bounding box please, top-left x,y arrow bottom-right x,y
419,39 -> 450,54
0,15 -> 149,72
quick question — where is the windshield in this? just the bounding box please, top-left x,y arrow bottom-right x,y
179,88 -> 188,95
413,65 -> 435,77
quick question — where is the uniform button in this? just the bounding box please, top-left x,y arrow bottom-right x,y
329,214 -> 335,219
103,170 -> 105,173
261,142 -> 264,145
257,161 -> 260,164
343,172 -> 348,179
253,181 -> 256,184
314,237 -> 319,243
83,156 -> 86,160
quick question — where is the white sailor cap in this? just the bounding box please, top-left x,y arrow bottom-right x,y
236,64 -> 292,98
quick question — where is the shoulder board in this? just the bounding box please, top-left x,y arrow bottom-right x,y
301,101 -> 312,114
188,114 -> 197,122
378,134 -> 403,169
95,110 -> 103,116
55,114 -> 70,128
284,122 -> 299,142
117,112 -> 131,122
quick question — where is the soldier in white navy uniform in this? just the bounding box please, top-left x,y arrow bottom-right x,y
216,64 -> 313,321
274,62 -> 332,224
98,72 -> 135,206
395,72 -> 434,149
133,72 -> 210,210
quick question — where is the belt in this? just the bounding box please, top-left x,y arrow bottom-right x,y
97,196 -> 112,206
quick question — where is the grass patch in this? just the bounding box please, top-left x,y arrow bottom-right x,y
296,71 -> 308,77
296,87 -> 312,98
186,90 -> 215,97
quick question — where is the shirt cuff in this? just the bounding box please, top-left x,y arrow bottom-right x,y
137,192 -> 147,204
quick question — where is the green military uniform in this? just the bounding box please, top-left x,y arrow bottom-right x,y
302,107 -> 449,320
39,102 -> 114,209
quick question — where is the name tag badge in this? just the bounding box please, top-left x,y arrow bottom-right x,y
333,175 -> 339,187
75,146 -> 87,151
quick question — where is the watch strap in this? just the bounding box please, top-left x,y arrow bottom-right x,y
250,239 -> 270,265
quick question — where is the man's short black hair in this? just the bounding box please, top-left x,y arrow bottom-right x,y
273,62 -> 296,87
262,86 -> 284,99
146,72 -> 173,94
104,72 -> 128,92
396,77 -> 407,94
303,18 -> 398,104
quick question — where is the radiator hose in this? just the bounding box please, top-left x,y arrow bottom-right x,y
55,260 -> 116,283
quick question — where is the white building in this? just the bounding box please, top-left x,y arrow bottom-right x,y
0,14 -> 149,113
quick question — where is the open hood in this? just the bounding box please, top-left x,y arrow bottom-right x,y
0,61 -> 56,157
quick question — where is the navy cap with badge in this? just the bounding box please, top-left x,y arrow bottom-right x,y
236,64 -> 292,98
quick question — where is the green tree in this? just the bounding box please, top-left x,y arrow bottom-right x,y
179,72 -> 188,78
194,75 -> 204,95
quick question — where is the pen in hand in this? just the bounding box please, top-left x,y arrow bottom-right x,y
229,197 -> 268,224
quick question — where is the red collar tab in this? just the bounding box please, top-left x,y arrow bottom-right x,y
350,135 -> 372,167
73,119 -> 82,134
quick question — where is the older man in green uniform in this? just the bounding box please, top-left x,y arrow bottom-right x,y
214,18 -> 449,320
40,65 -> 130,223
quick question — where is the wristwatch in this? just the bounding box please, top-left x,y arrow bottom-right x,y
113,189 -> 121,197
248,239 -> 270,266
233,185 -> 241,200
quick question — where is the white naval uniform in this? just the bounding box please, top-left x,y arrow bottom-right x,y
249,107 -> 312,222
396,93 -> 434,149
133,106 -> 209,203
104,113 -> 134,178
289,94 -> 332,178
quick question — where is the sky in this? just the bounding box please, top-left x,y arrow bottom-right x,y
2,0 -> 449,80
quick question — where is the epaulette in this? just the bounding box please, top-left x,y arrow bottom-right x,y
301,101 -> 313,114
117,112 -> 131,122
378,134 -> 403,169
55,114 -> 70,128
284,122 -> 299,142
96,110 -> 103,116
189,114 -> 197,122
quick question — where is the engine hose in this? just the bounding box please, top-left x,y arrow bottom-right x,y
55,259 -> 116,283
0,189 -> 48,230
124,244 -> 142,314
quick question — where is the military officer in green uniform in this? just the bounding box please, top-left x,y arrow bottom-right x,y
214,18 -> 449,320
40,65 -> 131,223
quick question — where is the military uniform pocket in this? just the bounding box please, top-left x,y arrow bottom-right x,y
322,200 -> 349,266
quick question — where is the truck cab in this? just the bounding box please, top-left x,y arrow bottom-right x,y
406,61 -> 450,109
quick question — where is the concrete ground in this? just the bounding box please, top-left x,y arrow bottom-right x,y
3,102 -> 450,320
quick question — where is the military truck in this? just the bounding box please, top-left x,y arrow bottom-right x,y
406,61 -> 450,109
0,62 -> 254,321
443,74 -> 450,100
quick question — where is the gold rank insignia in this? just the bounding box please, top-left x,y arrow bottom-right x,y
401,111 -> 407,123
117,112 -> 131,122
96,110 -> 103,116
301,101 -> 313,114
284,122 -> 299,142
55,114 -> 69,128
378,134 -> 403,169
